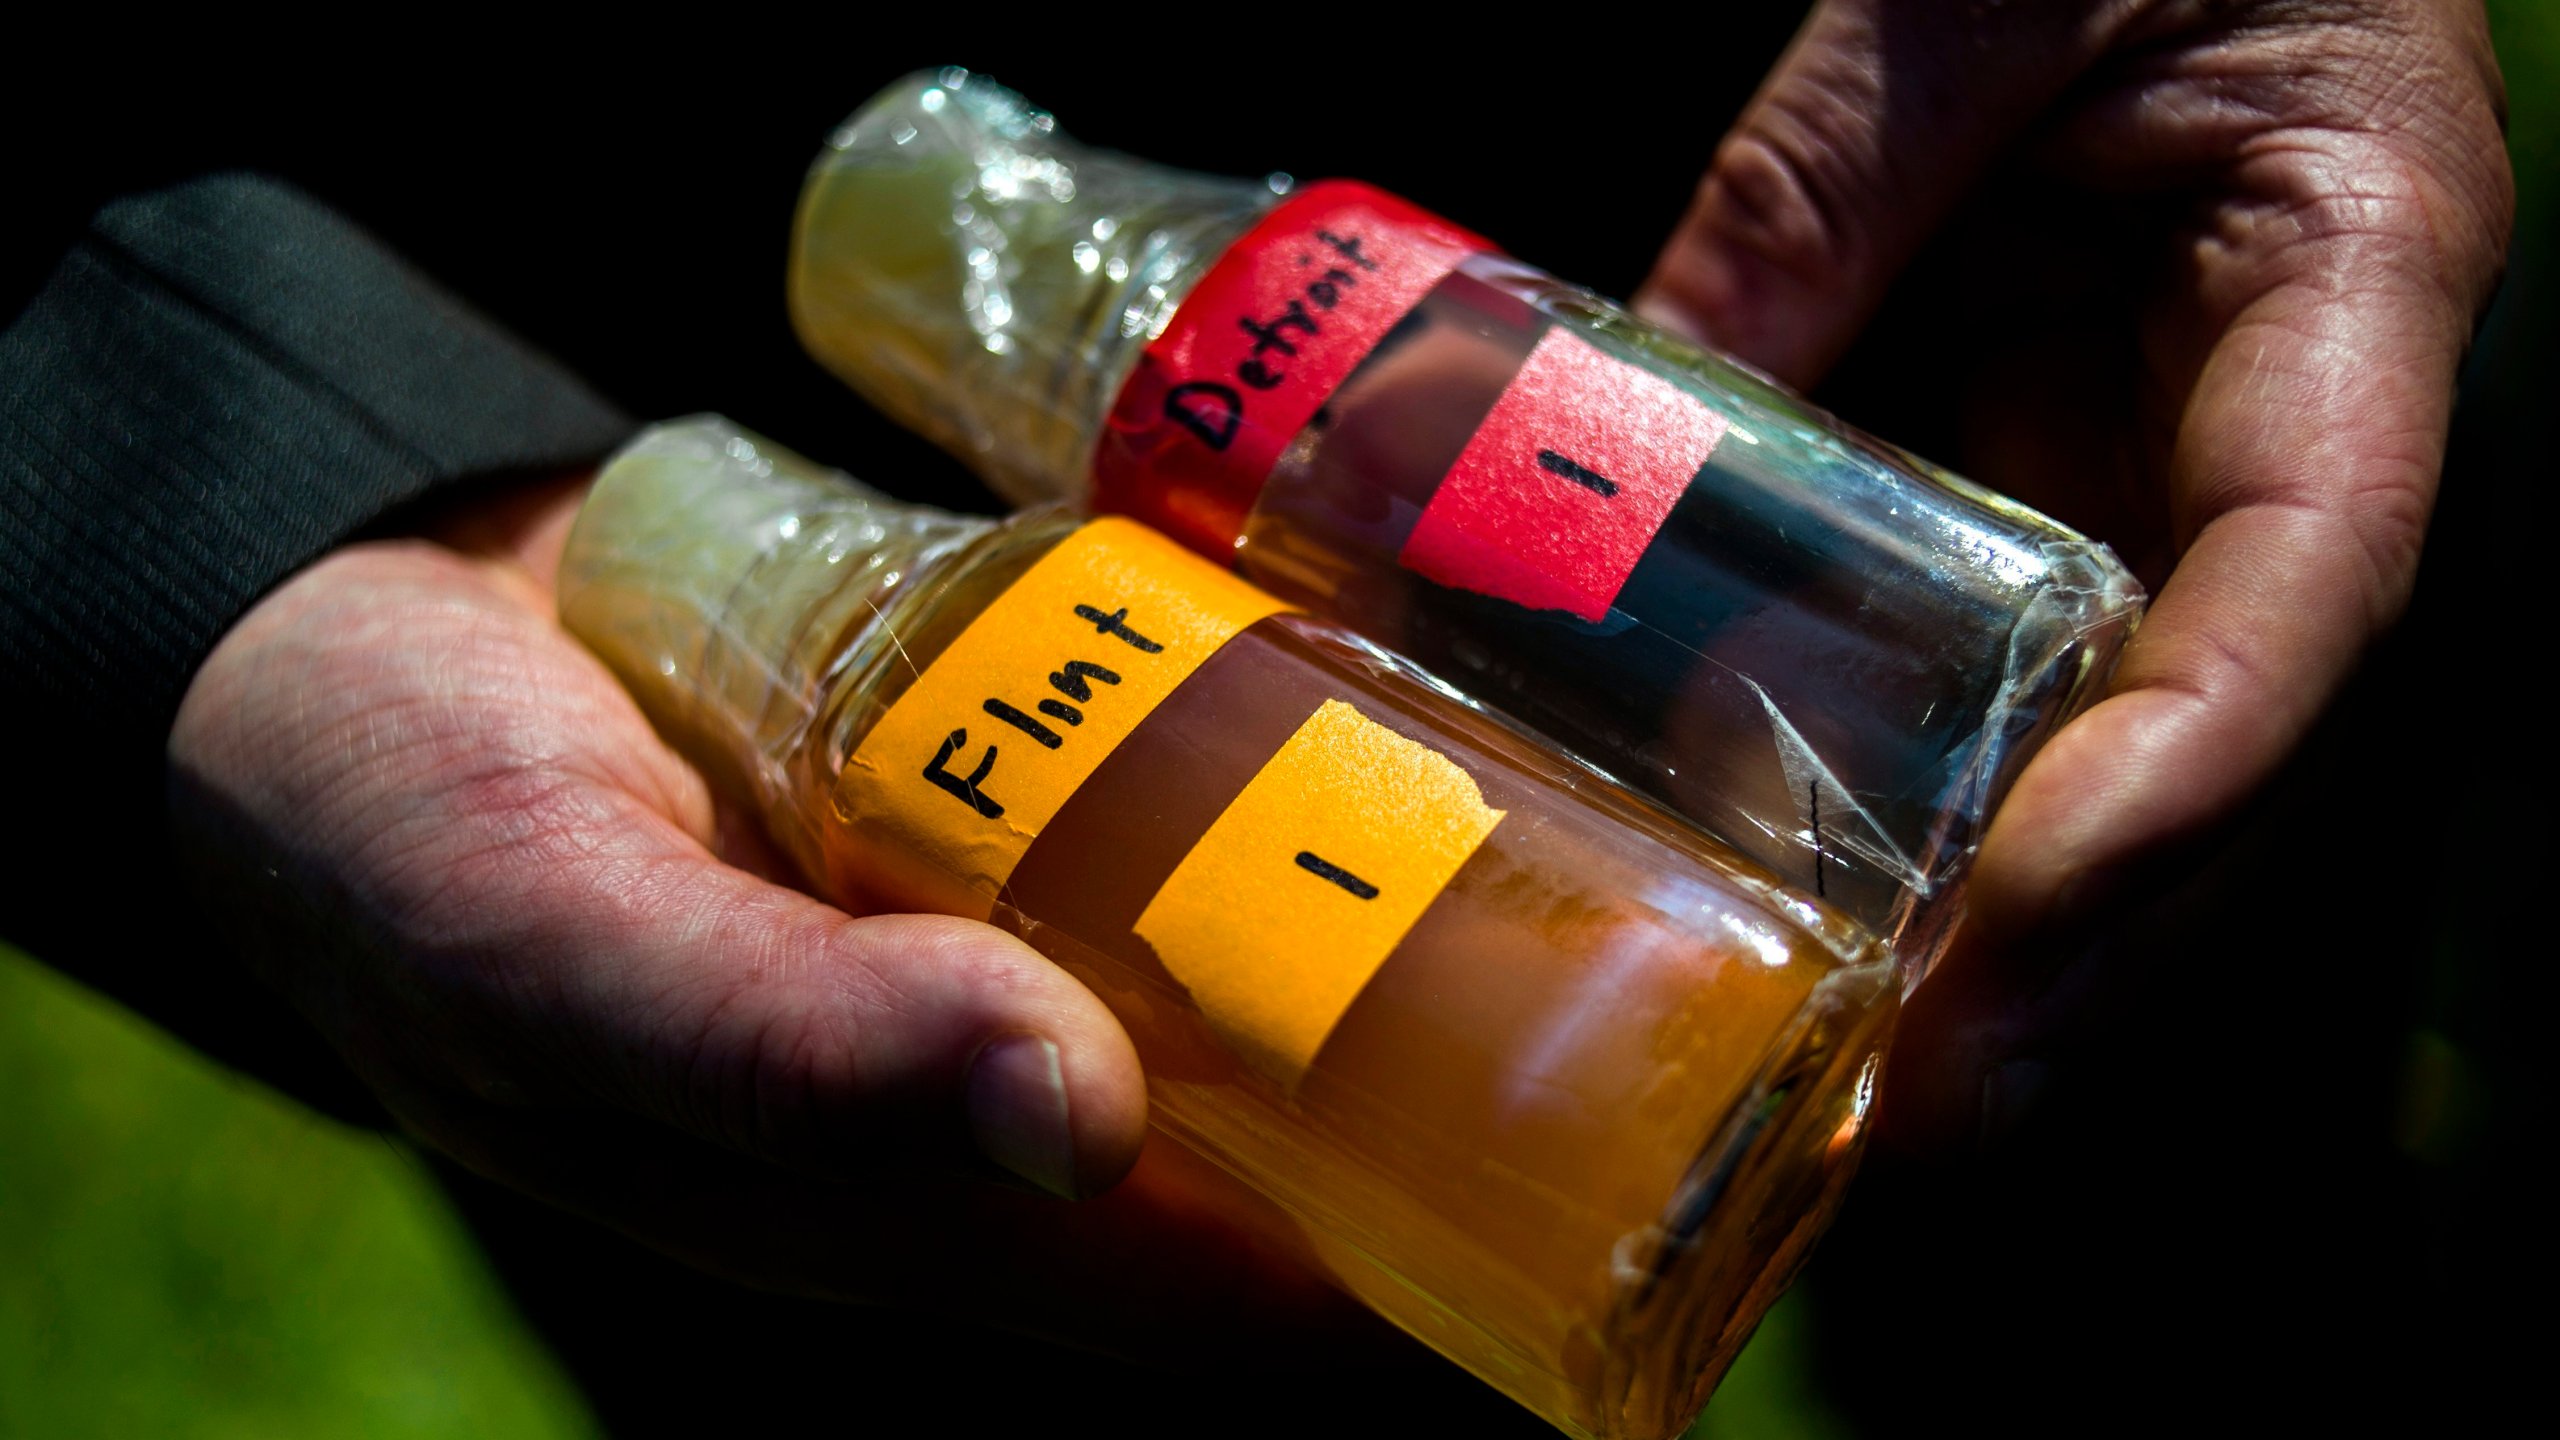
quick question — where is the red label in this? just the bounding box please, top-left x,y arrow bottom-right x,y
1399,328 -> 1729,622
1092,181 -> 1488,558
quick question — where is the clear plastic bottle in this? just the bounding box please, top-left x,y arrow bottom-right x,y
558,416 -> 1895,1440
788,68 -> 2147,970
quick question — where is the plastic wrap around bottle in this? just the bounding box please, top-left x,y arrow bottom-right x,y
559,416 -> 1896,1440
790,69 -> 2147,973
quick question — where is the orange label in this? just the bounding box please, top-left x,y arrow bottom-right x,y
837,518 -> 1290,919
1134,700 -> 1506,1088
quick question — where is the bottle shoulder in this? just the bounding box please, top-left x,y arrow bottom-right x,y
814,508 -> 1087,773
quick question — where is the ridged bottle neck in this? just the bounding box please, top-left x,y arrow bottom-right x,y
789,67 -> 1276,507
557,416 -> 991,879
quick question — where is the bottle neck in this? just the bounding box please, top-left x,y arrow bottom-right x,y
788,70 -> 1278,508
556,418 -> 994,882
809,508 -> 1090,796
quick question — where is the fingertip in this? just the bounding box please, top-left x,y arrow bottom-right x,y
965,1033 -> 1080,1197
839,913 -> 1148,1197
1963,676 -> 2217,961
1887,679 -> 2256,1155
580,882 -> 1150,1192
964,1030 -> 1146,1200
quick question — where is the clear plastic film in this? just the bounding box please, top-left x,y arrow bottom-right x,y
555,416 -> 989,880
791,67 -> 1275,506
558,416 -> 1897,1439
791,71 -> 2148,976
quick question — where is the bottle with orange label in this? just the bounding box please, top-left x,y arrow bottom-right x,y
788,68 -> 2148,970
558,415 -> 1894,1440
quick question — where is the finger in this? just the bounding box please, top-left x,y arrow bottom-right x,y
390,1082 -> 1385,1369
1887,118 -> 2509,1149
170,540 -> 1151,1196
1883,512 -> 2414,1150
432,798 -> 1151,1200
1634,0 -> 2117,386
1973,21 -> 2512,960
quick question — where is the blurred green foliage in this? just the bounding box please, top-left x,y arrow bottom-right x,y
0,945 -> 598,1440
2495,0 -> 2556,180
2,9 -> 2549,1438
1687,1289 -> 1847,1440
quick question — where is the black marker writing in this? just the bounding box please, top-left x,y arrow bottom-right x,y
924,603 -> 1160,817
1049,660 -> 1121,702
984,698 -> 1063,749
1173,227 -> 1381,439
1537,449 -> 1619,498
1295,850 -> 1379,900
1315,229 -> 1380,272
1239,301 -> 1317,359
1163,381 -> 1241,450
1294,253 -> 1360,311
924,729 -> 1003,818
1074,605 -> 1164,653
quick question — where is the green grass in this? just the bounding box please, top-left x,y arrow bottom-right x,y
0,945 -> 598,1440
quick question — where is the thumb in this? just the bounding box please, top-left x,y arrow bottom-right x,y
1634,0 -> 2113,386
480,819 -> 1149,1200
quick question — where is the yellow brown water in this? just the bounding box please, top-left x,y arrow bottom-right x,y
562,417 -> 1894,1438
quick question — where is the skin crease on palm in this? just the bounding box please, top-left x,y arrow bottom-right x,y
167,0 -> 2510,1373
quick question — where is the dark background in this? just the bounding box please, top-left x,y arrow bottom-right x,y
9,16 -> 2544,1437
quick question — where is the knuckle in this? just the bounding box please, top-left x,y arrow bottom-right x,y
650,908 -> 976,1167
1698,89 -> 1871,291
826,913 -> 1032,1040
682,982 -> 865,1161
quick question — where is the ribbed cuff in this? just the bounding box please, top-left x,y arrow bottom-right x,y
2,172 -> 632,739
0,173 -> 632,1116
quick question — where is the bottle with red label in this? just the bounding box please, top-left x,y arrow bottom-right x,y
789,69 -> 2146,968
560,415 -> 1894,1440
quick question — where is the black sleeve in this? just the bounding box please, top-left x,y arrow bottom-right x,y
0,173 -> 632,1113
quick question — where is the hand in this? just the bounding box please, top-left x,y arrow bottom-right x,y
167,475 -> 1369,1359
1636,0 -> 2512,1147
